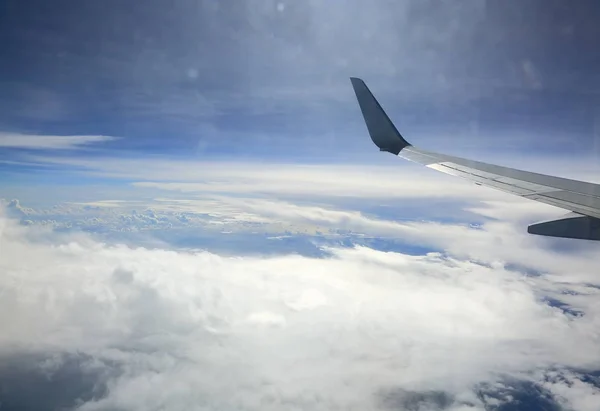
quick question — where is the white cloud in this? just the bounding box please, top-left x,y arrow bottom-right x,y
7,195 -> 596,282
12,154 -> 532,203
1,206 -> 600,410
14,152 -> 600,216
0,132 -> 116,150
140,196 -> 597,280
1,198 -> 35,217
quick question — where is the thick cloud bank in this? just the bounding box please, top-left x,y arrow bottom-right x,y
1,210 -> 600,410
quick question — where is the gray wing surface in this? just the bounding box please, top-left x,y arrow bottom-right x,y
350,77 -> 600,240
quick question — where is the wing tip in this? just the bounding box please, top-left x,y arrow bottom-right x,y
349,76 -> 410,155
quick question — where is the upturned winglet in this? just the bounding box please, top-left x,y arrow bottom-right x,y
349,77 -> 410,155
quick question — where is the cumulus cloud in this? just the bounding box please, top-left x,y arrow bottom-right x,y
142,196 -> 600,281
1,205 -> 600,410
7,195 -> 598,280
2,198 -> 35,218
0,133 -> 116,150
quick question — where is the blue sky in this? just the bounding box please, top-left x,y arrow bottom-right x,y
2,0 -> 600,207
2,2 -> 600,410
2,0 -> 600,162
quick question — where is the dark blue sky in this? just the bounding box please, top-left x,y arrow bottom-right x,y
2,0 -> 600,160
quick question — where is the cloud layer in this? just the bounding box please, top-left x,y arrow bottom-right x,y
1,203 -> 600,410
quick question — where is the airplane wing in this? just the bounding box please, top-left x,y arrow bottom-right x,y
350,77 -> 600,241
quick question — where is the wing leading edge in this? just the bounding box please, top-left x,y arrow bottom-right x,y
350,77 -> 600,241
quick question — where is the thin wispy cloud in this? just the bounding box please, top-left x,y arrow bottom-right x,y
0,133 -> 117,150
14,153 -> 600,204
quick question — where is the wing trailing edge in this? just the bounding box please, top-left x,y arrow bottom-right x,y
350,77 -> 600,241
